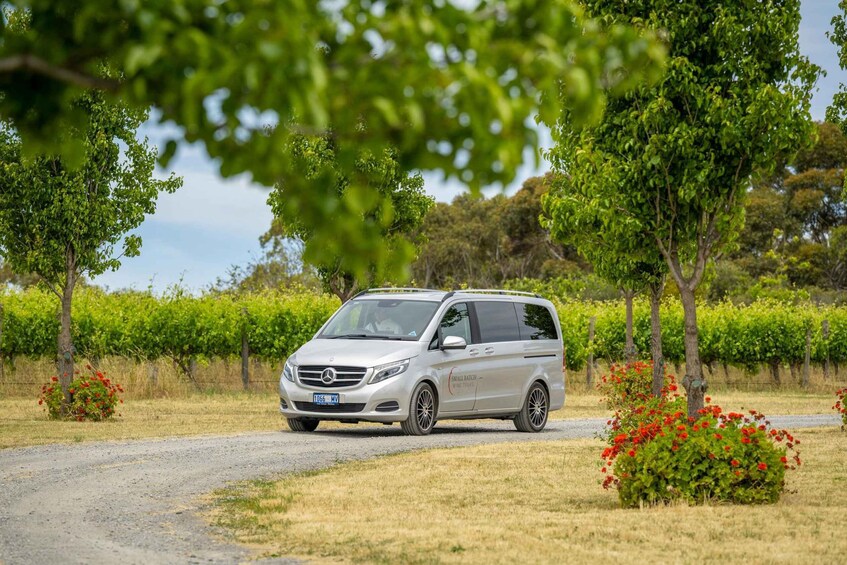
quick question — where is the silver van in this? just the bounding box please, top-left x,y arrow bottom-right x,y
278,288 -> 565,435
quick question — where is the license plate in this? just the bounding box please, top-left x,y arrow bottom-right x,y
313,393 -> 339,406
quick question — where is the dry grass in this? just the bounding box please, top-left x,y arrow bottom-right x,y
1,377 -> 841,450
1,357 -> 841,449
211,427 -> 847,564
0,394 -> 284,449
0,356 -> 285,400
1,357 -> 844,400
1,386 -> 837,450
555,391 -> 838,420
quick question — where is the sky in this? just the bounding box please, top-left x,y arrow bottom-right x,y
91,1 -> 847,294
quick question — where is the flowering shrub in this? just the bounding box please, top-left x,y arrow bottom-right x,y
39,366 -> 124,421
597,362 -> 800,506
597,361 -> 672,413
598,361 -> 684,443
835,388 -> 847,429
601,403 -> 801,507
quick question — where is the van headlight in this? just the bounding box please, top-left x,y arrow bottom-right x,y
282,359 -> 296,382
369,359 -> 410,384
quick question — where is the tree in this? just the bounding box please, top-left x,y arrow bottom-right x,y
411,175 -> 579,288
0,261 -> 39,287
0,92 -> 181,407
728,122 -> 847,292
214,239 -> 320,294
267,136 -> 434,302
551,0 -> 818,416
542,170 -> 668,394
828,0 -> 847,129
0,1 -> 665,282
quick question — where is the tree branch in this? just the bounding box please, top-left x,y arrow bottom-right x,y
36,273 -> 63,300
0,55 -> 119,91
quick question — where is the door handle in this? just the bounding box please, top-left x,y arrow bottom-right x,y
484,347 -> 495,355
468,348 -> 480,357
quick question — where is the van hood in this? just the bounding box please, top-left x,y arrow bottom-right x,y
290,338 -> 422,368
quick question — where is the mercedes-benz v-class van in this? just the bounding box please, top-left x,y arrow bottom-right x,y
278,288 -> 565,435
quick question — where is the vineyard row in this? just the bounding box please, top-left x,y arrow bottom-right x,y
1,289 -> 845,370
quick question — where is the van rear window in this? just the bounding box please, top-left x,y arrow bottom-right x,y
517,304 -> 558,340
475,301 -> 521,343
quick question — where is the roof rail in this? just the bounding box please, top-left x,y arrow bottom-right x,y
452,289 -> 542,298
352,287 -> 442,298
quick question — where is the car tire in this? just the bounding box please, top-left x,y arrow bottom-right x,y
513,382 -> 548,432
287,417 -> 320,432
401,382 -> 437,436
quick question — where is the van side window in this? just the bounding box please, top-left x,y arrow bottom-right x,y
475,301 -> 521,343
439,302 -> 472,344
518,303 -> 558,340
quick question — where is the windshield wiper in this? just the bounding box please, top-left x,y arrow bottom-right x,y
326,334 -> 404,340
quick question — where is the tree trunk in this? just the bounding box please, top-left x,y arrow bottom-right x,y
649,282 -> 664,397
769,360 -> 781,385
57,274 -> 76,411
623,289 -> 636,363
678,285 -> 705,417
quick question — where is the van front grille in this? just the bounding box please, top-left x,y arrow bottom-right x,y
294,402 -> 366,413
297,365 -> 367,388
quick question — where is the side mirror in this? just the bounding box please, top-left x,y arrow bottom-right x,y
440,335 -> 467,350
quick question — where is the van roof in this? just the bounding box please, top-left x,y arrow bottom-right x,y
352,288 -> 545,303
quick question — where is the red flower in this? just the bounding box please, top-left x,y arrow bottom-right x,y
714,433 -> 723,440
731,459 -> 740,467
627,449 -> 636,458
780,456 -> 788,464
757,462 -> 767,471
724,445 -> 731,452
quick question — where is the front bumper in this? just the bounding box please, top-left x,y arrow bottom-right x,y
279,375 -> 412,423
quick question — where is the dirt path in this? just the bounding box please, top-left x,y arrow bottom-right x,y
0,414 -> 838,564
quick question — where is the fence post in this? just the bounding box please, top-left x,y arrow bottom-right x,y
147,362 -> 158,387
241,307 -> 250,391
586,316 -> 596,388
802,326 -> 811,389
823,319 -> 830,380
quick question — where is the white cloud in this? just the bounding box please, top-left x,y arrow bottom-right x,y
150,171 -> 274,238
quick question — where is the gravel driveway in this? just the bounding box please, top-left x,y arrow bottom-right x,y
0,414 -> 839,564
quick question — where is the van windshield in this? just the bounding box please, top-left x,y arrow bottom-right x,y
319,299 -> 440,341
